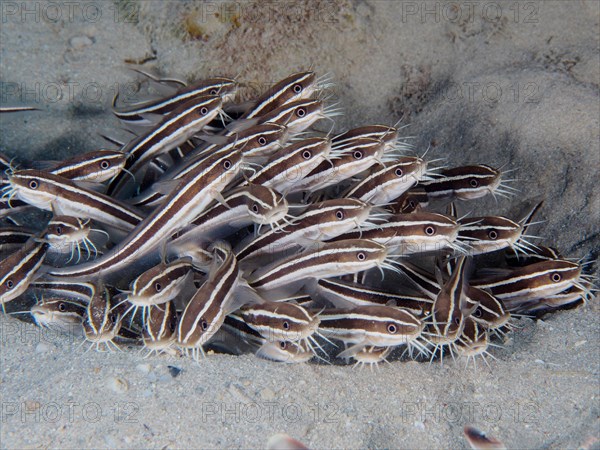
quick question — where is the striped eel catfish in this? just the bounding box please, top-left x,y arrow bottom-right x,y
6,170 -> 144,231
318,305 -> 425,358
108,95 -> 223,197
246,137 -> 332,192
330,212 -> 462,256
343,157 -> 428,204
46,147 -> 243,279
142,300 -> 179,356
238,301 -> 321,353
44,215 -> 106,263
0,239 -> 48,312
314,278 -> 433,316
176,243 -> 249,359
113,77 -> 237,124
30,297 -> 87,333
289,137 -> 386,194
240,71 -> 317,119
129,123 -> 287,209
426,256 -> 470,362
235,198 -> 372,263
170,184 -> 289,249
419,165 -> 516,200
246,239 -> 392,298
472,259 -> 583,309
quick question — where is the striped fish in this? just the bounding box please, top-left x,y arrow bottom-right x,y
239,301 -> 320,344
44,215 -> 103,263
241,71 -> 317,119
31,297 -> 87,333
0,226 -> 35,252
330,212 -> 462,256
130,123 -> 287,209
472,259 -> 582,307
113,77 -> 237,124
235,198 -> 372,263
0,240 -> 48,311
314,278 -> 433,316
289,138 -> 386,194
108,95 -> 223,197
428,256 -> 469,353
142,300 -> 178,356
246,137 -> 332,192
247,239 -> 391,297
170,184 -> 288,248
47,147 -> 243,278
82,284 -> 123,352
177,243 -> 245,358
343,157 -> 427,204
419,165 -> 510,200
318,305 -> 424,358
7,170 -> 143,231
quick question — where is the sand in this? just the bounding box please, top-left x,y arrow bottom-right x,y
0,1 -> 598,448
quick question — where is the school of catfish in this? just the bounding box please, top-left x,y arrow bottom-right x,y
0,71 -> 596,368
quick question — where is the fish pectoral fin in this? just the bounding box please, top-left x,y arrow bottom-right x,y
337,343 -> 367,360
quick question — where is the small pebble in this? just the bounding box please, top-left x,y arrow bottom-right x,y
167,365 -> 182,378
107,376 -> 129,393
69,35 -> 93,50
35,342 -> 51,353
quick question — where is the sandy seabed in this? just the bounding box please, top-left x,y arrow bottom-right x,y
0,1 -> 598,448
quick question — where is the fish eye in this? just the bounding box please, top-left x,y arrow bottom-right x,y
335,209 -> 344,220
387,323 -> 398,334
469,178 -> 479,188
109,313 -> 117,324
6,279 -> 14,289
454,317 -> 461,325
302,150 -> 312,159
223,159 -> 232,169
551,272 -> 562,282
155,282 -> 162,292
200,107 -> 209,115
357,252 -> 366,261
209,89 -> 218,95
293,84 -> 302,93
201,319 -> 209,331
55,226 -> 63,235
473,309 -> 483,318
58,303 -> 66,312
258,136 -> 267,146
251,203 -> 260,213
488,229 -> 498,240
282,321 -> 290,330
409,201 -> 416,208
353,151 -> 363,159
395,168 -> 403,177
29,179 -> 39,190
100,160 -> 110,170
296,107 -> 306,118
279,341 -> 287,349
425,225 -> 436,236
